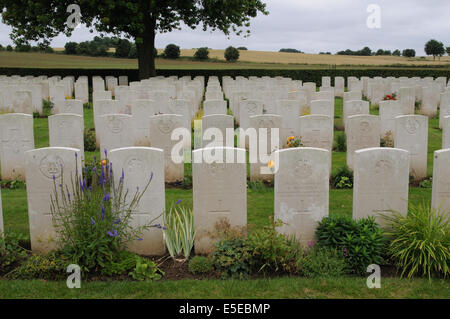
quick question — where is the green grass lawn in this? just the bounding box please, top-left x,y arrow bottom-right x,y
0,97 -> 447,299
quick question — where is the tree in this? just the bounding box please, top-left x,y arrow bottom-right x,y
164,44 -> 180,59
237,47 -> 248,50
0,0 -> 268,79
446,47 -> 450,56
402,49 -> 416,58
424,39 -> 445,60
194,47 -> 209,60
114,39 -> 132,58
225,46 -> 239,62
64,42 -> 78,55
392,49 -> 401,56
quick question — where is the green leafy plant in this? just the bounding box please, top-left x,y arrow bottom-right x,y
129,256 -> 164,281
331,166 -> 353,189
212,237 -> 252,279
301,246 -> 347,278
84,128 -> 97,152
0,232 -> 27,275
164,44 -> 180,59
194,47 -> 209,60
188,256 -> 214,275
50,153 -> 160,274
380,131 -> 394,148
419,178 -> 433,189
0,180 -> 26,190
163,200 -> 195,260
316,216 -> 386,275
247,219 -> 302,274
381,203 -> 449,279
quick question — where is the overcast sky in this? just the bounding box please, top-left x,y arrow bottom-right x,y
0,0 -> 449,55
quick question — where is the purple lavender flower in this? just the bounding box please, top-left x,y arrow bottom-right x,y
75,152 -> 78,158
93,155 -> 97,162
90,218 -> 96,225
307,240 -> 315,248
52,175 -> 55,181
114,218 -> 121,224
103,193 -> 110,202
67,192 -> 71,201
92,166 -> 97,172
149,172 -> 154,182
101,206 -> 105,221
176,199 -> 182,205
154,224 -> 168,231
104,149 -> 108,157
137,238 -> 143,241
107,229 -> 118,237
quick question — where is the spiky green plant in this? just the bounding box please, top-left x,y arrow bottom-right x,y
381,203 -> 449,279
163,201 -> 195,260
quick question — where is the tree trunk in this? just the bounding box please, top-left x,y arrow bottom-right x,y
137,31 -> 156,80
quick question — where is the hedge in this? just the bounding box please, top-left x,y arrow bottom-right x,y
0,67 -> 449,86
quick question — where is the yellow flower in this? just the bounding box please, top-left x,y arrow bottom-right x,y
101,160 -> 107,166
287,136 -> 295,142
268,160 -> 275,169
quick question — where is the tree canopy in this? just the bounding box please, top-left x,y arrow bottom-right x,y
0,0 -> 268,78
424,39 -> 445,60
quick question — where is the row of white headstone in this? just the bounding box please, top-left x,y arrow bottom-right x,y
1,145 -> 449,255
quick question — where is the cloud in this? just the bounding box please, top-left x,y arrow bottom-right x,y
0,0 -> 449,55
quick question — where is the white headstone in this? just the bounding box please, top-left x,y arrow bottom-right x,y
131,100 -> 157,146
379,100 -> 403,137
98,114 -> 134,159
431,149 -> 450,218
443,116 -> 450,149
299,115 -> 334,152
202,114 -> 234,148
49,114 -> 84,159
204,100 -> 227,116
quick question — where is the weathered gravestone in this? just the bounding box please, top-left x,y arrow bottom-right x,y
49,114 -> 84,159
202,114 -> 234,148
54,99 -> 84,116
343,100 -> 370,129
192,147 -> 247,254
13,91 -> 33,114
394,115 -> 428,180
25,147 -> 81,253
274,147 -> 330,246
399,87 -> 415,115
353,148 -> 410,225
299,115 -> 333,152
277,100 -> 300,146
431,149 -> 450,218
334,77 -> 345,98
310,100 -> 334,120
420,87 -> 438,117
131,100 -> 157,146
203,100 -> 227,116
379,100 -> 403,137
346,115 -> 380,170
98,114 -> 134,159
74,81 -> 89,104
0,113 -> 35,180
439,92 -> 450,129
149,114 -> 185,183
249,115 -> 282,181
443,116 -> 450,149
109,147 -> 166,255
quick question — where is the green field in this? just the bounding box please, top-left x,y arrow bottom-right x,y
0,93 -> 447,299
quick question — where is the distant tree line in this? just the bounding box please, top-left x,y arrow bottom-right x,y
279,48 -> 303,53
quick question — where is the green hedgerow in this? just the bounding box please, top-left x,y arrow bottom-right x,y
381,203 -> 449,279
188,256 -> 214,275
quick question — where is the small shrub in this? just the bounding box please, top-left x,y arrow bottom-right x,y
212,237 -> 251,279
114,39 -> 132,58
129,256 -> 164,281
331,166 -> 353,189
6,45 -> 13,51
194,47 -> 209,60
0,232 -> 27,275
419,178 -> 433,189
10,252 -> 68,280
164,44 -> 180,59
163,200 -> 195,260
188,256 -> 214,274
224,46 -> 240,62
286,136 -> 303,148
0,180 -> 26,190
84,129 -> 97,152
381,203 -> 449,279
334,132 -> 346,152
301,247 -> 347,278
316,216 -> 386,275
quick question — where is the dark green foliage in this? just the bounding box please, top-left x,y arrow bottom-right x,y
6,45 -> 13,51
301,247 -> 347,278
129,256 -> 164,281
64,42 -> 78,55
164,44 -> 180,59
337,47 -> 372,56
279,48 -> 302,53
316,216 -> 386,275
331,166 -> 353,189
402,49 -> 416,58
0,232 -> 27,275
188,256 -> 214,274
334,132 -> 346,152
114,39 -> 132,58
84,128 -> 97,152
237,47 -> 248,51
194,47 -> 209,60
224,46 -> 240,62
375,49 -> 392,56
0,44 -> 4,51
10,252 -> 68,280
392,49 -> 401,56
212,237 -> 252,279
14,43 -> 31,52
